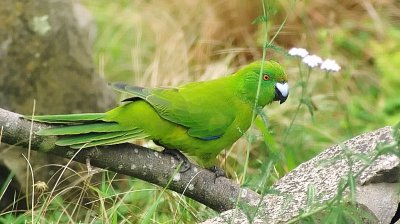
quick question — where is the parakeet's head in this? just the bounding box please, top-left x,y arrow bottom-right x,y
237,60 -> 289,106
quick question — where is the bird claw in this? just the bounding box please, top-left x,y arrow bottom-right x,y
208,166 -> 226,183
86,157 -> 93,174
162,148 -> 191,173
86,157 -> 102,175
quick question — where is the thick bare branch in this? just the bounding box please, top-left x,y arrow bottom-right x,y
0,107 -> 261,212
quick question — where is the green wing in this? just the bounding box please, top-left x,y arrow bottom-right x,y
112,82 -> 235,140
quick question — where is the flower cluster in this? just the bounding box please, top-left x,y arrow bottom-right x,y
288,47 -> 341,72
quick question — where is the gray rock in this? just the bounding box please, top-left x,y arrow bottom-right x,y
203,126 -> 399,224
0,0 -> 115,211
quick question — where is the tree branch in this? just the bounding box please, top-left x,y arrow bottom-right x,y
0,107 -> 260,212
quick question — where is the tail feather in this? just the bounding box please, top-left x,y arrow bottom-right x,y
24,113 -> 106,124
37,122 -> 124,135
68,130 -> 149,149
26,112 -> 150,148
56,131 -> 130,146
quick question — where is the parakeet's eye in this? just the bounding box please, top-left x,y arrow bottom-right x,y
263,74 -> 270,81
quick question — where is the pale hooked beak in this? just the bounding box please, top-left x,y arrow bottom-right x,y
274,82 -> 289,104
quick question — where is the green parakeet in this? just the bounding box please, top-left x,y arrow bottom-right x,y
28,60 -> 289,168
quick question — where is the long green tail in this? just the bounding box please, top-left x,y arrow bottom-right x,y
26,113 -> 106,124
25,113 -> 149,149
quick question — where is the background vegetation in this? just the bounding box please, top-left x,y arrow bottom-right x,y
1,0 -> 399,223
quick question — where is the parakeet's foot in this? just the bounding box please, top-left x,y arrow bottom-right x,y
162,148 -> 191,173
86,157 -> 93,174
85,157 -> 102,175
208,166 -> 226,182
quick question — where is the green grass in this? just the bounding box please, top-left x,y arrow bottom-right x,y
1,0 -> 400,223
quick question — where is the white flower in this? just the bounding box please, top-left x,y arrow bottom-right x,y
302,55 -> 322,68
288,48 -> 309,57
320,59 -> 341,72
